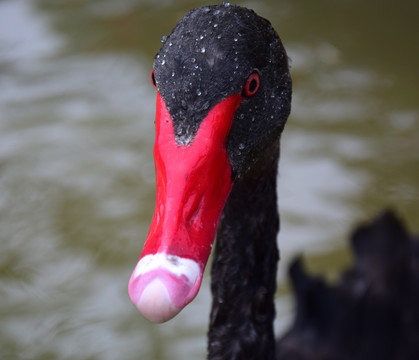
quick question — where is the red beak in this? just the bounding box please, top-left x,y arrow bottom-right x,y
128,92 -> 241,322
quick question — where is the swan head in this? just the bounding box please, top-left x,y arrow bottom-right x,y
129,3 -> 291,322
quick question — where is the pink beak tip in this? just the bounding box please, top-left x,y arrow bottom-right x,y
128,254 -> 202,323
131,278 -> 180,323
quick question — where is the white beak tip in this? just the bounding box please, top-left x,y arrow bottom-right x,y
128,254 -> 203,323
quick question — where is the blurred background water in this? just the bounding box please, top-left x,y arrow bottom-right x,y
0,0 -> 418,359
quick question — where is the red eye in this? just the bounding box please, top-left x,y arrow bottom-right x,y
151,69 -> 156,88
243,71 -> 260,97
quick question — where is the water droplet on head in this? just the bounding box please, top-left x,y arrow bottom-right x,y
199,35 -> 204,40
217,34 -> 222,40
203,101 -> 210,110
196,89 -> 202,96
161,35 -> 167,43
239,143 -> 245,150
234,38 -> 238,42
201,47 -> 206,53
169,42 -> 173,47
213,23 -> 218,28
161,59 -> 166,65
223,1 -> 231,7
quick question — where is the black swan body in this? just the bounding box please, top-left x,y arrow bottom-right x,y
127,3 -> 419,360
278,210 -> 419,360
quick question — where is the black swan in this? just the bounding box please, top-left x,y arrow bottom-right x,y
127,3 -> 419,359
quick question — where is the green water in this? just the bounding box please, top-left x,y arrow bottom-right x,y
1,0 -> 418,359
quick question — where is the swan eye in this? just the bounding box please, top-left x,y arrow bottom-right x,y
151,69 -> 157,88
242,71 -> 260,97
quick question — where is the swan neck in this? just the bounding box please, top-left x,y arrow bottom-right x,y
208,142 -> 280,359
